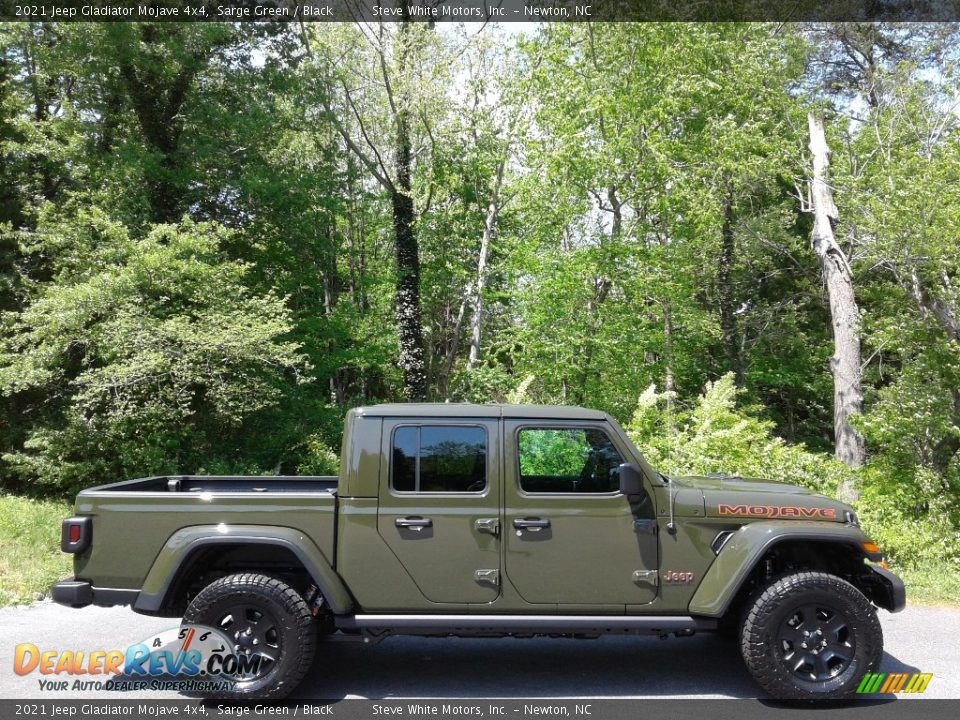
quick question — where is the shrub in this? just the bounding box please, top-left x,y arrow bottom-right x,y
0,215 -> 309,493
626,373 -> 960,576
626,373 -> 852,496
297,435 -> 340,476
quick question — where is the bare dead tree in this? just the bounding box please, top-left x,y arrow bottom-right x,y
804,112 -> 866,499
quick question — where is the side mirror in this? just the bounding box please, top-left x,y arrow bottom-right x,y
619,463 -> 645,499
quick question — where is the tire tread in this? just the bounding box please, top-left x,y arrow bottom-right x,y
184,572 -> 316,700
740,571 -> 882,700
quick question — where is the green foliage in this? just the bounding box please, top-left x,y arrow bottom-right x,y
894,562 -> 960,606
0,215 -> 308,492
627,373 -> 853,496
297,434 -> 341,476
518,429 -> 591,477
0,494 -> 71,606
856,464 -> 960,570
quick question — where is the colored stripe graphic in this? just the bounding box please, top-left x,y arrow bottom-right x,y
879,674 -> 898,693
856,673 -> 880,693
856,672 -> 932,694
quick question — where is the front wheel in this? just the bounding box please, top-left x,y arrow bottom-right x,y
740,571 -> 883,699
183,573 -> 316,700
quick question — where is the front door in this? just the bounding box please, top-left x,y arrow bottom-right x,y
377,419 -> 501,604
504,421 -> 658,606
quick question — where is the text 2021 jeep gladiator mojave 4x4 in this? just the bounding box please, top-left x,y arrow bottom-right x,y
52,404 -> 905,700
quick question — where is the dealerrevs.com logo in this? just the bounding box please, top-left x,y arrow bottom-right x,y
13,624 -> 263,692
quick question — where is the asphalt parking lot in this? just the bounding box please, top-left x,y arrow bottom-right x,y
0,601 -> 957,700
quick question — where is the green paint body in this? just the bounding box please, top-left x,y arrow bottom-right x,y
67,403 -> 886,618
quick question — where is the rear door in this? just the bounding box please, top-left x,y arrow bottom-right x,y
377,418 -> 501,604
503,420 -> 659,606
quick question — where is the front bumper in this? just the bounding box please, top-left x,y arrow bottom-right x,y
862,565 -> 907,613
51,579 -> 137,609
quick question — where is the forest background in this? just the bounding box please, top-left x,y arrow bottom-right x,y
0,20 -> 958,605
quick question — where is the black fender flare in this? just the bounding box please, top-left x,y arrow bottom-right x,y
134,524 -> 354,615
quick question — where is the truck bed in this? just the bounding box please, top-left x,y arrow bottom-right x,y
72,475 -> 339,594
86,474 -> 339,494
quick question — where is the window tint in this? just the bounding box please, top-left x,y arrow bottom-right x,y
518,428 -> 624,494
391,425 -> 487,493
392,426 -> 417,492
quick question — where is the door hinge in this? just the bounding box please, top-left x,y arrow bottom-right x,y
632,570 -> 659,586
475,569 -> 500,586
475,518 -> 499,536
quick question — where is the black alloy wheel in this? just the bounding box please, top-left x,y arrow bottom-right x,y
777,602 -> 855,682
740,571 -> 883,699
216,602 -> 282,680
183,573 -> 316,699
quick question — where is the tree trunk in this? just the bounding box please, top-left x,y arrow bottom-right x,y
391,18 -> 427,401
468,158 -> 505,369
807,112 -> 866,497
932,389 -> 960,476
302,17 -> 427,400
909,277 -> 960,475
322,224 -> 344,405
440,291 -> 469,396
391,154 -> 427,402
718,189 -> 743,384
575,185 -> 620,402
662,300 -> 675,395
662,299 -> 676,434
110,25 -> 207,223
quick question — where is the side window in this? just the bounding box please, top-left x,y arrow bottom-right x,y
518,427 -> 624,494
391,425 -> 487,493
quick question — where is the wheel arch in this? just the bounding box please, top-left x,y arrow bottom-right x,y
690,521 -> 874,618
134,524 -> 354,616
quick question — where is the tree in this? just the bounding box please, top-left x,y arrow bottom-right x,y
508,23 -> 809,421
843,55 -> 960,479
0,216 -> 306,492
803,112 -> 866,494
305,17 -> 445,401
102,24 -> 242,223
803,22 -> 960,487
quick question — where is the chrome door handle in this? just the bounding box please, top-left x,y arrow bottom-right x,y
395,517 -> 432,531
475,518 -> 500,536
513,518 -> 550,531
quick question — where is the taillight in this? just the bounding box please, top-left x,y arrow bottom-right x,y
61,517 -> 91,553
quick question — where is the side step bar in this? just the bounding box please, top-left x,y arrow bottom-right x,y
336,614 -> 716,636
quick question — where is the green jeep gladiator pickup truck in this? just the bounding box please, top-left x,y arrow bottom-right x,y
52,403 -> 904,700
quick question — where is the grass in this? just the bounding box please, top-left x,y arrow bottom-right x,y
0,494 -> 72,607
896,562 -> 960,607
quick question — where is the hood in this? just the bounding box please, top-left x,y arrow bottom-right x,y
672,473 -> 812,494
671,472 -> 849,522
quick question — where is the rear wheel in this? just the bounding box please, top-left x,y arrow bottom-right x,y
183,573 -> 315,700
740,571 -> 882,699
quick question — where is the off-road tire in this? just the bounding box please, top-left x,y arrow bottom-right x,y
183,573 -> 316,700
740,571 -> 882,700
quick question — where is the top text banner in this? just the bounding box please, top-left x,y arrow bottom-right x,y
1,0 -> 959,22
